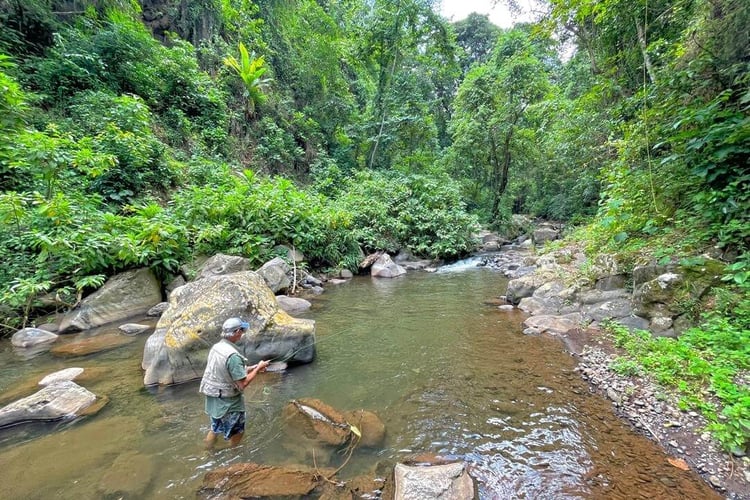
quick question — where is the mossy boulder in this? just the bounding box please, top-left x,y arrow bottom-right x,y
141,271 -> 315,386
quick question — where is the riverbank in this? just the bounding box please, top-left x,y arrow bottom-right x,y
485,241 -> 750,499
576,330 -> 750,499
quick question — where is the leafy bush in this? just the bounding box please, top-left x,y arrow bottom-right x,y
334,170 -> 479,259
169,170 -> 360,269
0,55 -> 30,190
608,308 -> 750,454
88,123 -> 174,206
27,13 -> 229,156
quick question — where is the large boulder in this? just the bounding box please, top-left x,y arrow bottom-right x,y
506,273 -> 547,305
394,462 -> 474,500
0,381 -> 102,428
372,253 -> 407,278
582,298 -> 634,322
257,257 -> 291,293
141,271 -> 315,386
59,268 -> 162,333
532,226 -> 560,245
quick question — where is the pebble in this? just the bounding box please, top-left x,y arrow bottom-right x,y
708,475 -> 723,489
659,477 -> 676,487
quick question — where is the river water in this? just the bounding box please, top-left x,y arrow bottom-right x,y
0,263 -> 719,499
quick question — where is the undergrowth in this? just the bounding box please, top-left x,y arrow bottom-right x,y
607,295 -> 750,454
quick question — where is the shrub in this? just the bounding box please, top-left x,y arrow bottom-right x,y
334,170 -> 479,259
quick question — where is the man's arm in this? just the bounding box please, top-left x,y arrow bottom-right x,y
234,359 -> 270,391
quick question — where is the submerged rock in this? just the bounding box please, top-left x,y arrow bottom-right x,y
282,398 -> 386,449
200,462 -> 332,498
98,451 -> 153,498
344,409 -> 386,447
0,416 -> 144,498
282,398 -> 352,446
50,333 -> 136,357
394,462 -> 474,500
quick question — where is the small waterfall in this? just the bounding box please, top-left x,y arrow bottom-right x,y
436,255 -> 487,273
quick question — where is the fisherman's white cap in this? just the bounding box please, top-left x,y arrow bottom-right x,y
222,317 -> 250,333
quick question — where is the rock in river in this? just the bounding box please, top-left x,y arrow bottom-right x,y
11,327 -> 58,348
394,462 -> 475,500
0,381 -> 102,428
142,270 -> 315,386
50,333 -> 136,357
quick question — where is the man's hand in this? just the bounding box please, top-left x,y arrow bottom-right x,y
247,360 -> 271,373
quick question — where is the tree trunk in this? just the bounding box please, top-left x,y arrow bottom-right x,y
369,48 -> 399,169
635,19 -> 657,84
489,130 -> 501,220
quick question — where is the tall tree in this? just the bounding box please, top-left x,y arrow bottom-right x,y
448,27 -> 552,223
452,12 -> 500,73
359,0 -> 459,170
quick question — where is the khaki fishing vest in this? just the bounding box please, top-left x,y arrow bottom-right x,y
199,340 -> 248,398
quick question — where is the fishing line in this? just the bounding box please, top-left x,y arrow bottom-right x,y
241,325 -> 356,404
257,324 -> 357,365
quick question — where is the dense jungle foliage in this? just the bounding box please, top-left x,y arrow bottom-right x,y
0,0 -> 748,450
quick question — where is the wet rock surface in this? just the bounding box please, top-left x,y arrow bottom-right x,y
282,398 -> 353,446
394,462 -> 474,500
50,332 -> 136,357
0,381 -> 101,428
283,398 -> 387,449
11,327 -> 58,348
58,267 -> 162,333
199,462 -> 333,498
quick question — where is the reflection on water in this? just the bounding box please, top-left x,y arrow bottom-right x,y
0,267 -> 719,499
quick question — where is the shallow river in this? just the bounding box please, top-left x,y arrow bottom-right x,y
0,261 -> 719,499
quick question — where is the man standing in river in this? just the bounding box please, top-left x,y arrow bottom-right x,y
199,317 -> 270,449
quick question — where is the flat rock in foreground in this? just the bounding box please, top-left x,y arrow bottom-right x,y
0,381 -> 101,428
